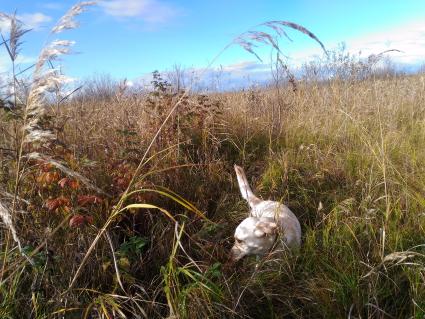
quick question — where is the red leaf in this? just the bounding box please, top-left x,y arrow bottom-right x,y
116,177 -> 129,188
58,177 -> 69,188
45,196 -> 70,212
37,171 -> 60,187
85,215 -> 94,225
40,162 -> 54,172
45,171 -> 60,184
69,214 -> 94,228
57,177 -> 80,190
68,179 -> 80,190
77,195 -> 103,206
69,214 -> 86,228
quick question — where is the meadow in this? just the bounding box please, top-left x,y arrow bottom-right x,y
1,3 -> 425,319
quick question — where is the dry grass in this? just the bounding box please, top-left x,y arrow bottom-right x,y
1,72 -> 424,318
0,3 -> 425,318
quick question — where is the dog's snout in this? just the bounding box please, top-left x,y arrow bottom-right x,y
230,245 -> 244,261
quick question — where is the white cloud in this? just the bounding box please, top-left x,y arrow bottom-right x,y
0,12 -> 52,33
0,51 -> 37,73
16,54 -> 37,65
222,61 -> 268,73
40,2 -> 65,11
0,53 -> 8,73
20,13 -> 52,30
100,0 -> 180,24
289,19 -> 425,67
348,20 -> 425,65
132,61 -> 271,91
0,16 -> 11,33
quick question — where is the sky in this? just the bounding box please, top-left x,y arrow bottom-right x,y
0,0 -> 425,88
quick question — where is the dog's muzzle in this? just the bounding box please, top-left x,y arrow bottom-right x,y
230,245 -> 244,261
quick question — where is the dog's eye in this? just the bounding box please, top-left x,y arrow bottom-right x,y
235,238 -> 242,243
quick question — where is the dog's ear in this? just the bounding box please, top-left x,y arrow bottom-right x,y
254,220 -> 277,237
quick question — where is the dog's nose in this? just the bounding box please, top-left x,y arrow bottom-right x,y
230,246 -> 243,261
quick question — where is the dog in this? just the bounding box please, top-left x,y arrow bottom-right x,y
230,165 -> 301,261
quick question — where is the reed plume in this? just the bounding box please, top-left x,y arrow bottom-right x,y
0,2 -> 97,258
24,2 -> 96,147
0,201 -> 21,252
234,20 -> 328,62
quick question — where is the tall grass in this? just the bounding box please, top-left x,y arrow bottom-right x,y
1,3 -> 425,319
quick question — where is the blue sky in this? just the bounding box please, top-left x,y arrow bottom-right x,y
1,0 -> 425,87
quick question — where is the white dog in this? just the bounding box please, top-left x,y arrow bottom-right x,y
230,165 -> 301,261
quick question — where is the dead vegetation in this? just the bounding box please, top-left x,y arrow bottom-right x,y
0,3 -> 424,319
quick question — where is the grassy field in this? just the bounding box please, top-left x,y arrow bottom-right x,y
2,72 -> 425,318
1,4 -> 425,319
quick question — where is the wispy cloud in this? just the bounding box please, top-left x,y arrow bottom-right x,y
0,52 -> 36,75
0,53 -> 9,74
222,61 -> 269,74
133,60 -> 271,91
0,12 -> 52,33
289,19 -> 425,67
348,20 -> 425,65
39,2 -> 65,11
0,19 -> 10,33
100,0 -> 181,25
20,13 -> 53,30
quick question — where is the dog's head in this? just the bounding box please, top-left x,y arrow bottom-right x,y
230,216 -> 277,261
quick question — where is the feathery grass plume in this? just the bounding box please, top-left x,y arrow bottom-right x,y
0,2 -> 98,276
263,21 -> 327,53
24,68 -> 74,143
234,20 -> 327,62
0,13 -> 30,262
367,49 -> 403,66
232,37 -> 262,61
0,189 -> 30,205
16,2 -> 97,177
0,12 -> 31,62
24,2 -> 96,146
51,2 -> 96,34
0,201 -> 22,252
0,12 -> 31,110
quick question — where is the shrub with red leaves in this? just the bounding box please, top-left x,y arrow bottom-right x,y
77,195 -> 103,206
39,162 -> 54,172
45,196 -> 71,212
58,177 -> 80,190
109,161 -> 134,192
37,171 -> 60,188
69,214 -> 94,228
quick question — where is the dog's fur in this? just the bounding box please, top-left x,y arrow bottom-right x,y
230,165 -> 301,261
